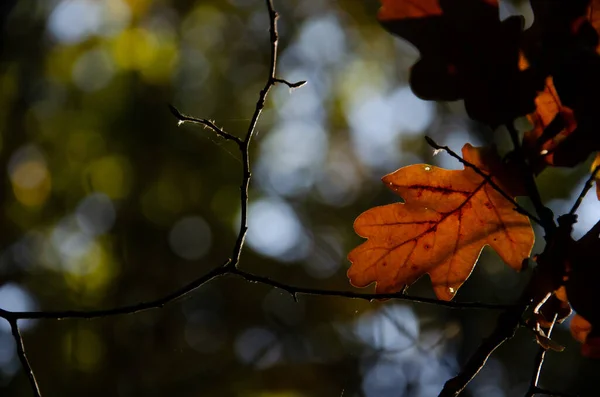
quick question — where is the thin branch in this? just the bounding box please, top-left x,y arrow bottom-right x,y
0,266 -> 514,320
9,319 -> 41,397
228,0 -> 280,270
569,165 -> 600,216
425,136 -> 541,225
231,269 -> 514,310
0,263 -> 229,320
438,297 -> 529,397
525,315 -> 558,397
505,123 -> 556,235
273,78 -> 307,89
0,4 -> 291,392
245,0 -> 278,145
168,104 -> 243,145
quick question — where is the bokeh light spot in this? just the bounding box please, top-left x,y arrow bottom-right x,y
168,216 -> 212,260
0,283 -> 38,332
245,198 -> 310,261
8,145 -> 51,207
362,360 -> 407,397
76,193 -> 116,236
63,328 -> 105,372
257,120 -> 328,197
47,0 -> 102,44
112,28 -> 158,71
235,327 -> 281,369
72,49 -> 115,92
354,305 -> 419,352
86,155 -> 132,199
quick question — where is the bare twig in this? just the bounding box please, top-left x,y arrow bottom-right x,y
425,136 -> 541,225
168,104 -> 243,145
231,269 -> 514,310
0,265 -> 514,321
505,123 -> 556,235
569,165 -> 600,216
228,0 -> 281,271
10,319 -> 41,397
0,1 -> 286,394
438,302 -> 528,397
525,315 -> 558,397
273,78 -> 307,89
0,263 -> 229,320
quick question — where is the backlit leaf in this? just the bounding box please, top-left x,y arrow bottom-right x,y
347,144 -> 534,300
523,77 -> 578,169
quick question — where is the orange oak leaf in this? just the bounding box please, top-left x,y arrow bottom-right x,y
571,313 -> 593,344
524,0 -> 600,167
523,77 -> 577,169
570,314 -> 600,358
347,144 -> 534,301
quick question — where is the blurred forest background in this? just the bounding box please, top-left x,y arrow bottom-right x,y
0,0 -> 599,396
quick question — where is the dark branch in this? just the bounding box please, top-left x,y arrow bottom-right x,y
525,315 -> 558,397
10,319 -> 41,397
0,264 -> 229,320
228,0 -> 280,270
569,165 -> 600,216
231,269 -> 514,310
505,123 -> 556,235
273,78 -> 307,89
438,299 -> 528,397
168,104 -> 243,145
425,136 -> 541,225
0,265 -> 514,320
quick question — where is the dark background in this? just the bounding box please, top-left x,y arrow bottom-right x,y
0,0 -> 598,396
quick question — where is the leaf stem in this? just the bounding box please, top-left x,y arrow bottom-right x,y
425,136 -> 541,225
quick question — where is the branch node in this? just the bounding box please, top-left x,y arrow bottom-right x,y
273,78 -> 307,90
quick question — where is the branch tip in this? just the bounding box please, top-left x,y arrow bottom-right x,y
274,78 -> 307,89
168,103 -> 183,119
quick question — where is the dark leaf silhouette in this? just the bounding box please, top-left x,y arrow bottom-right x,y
522,0 -> 600,167
378,0 -> 542,125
